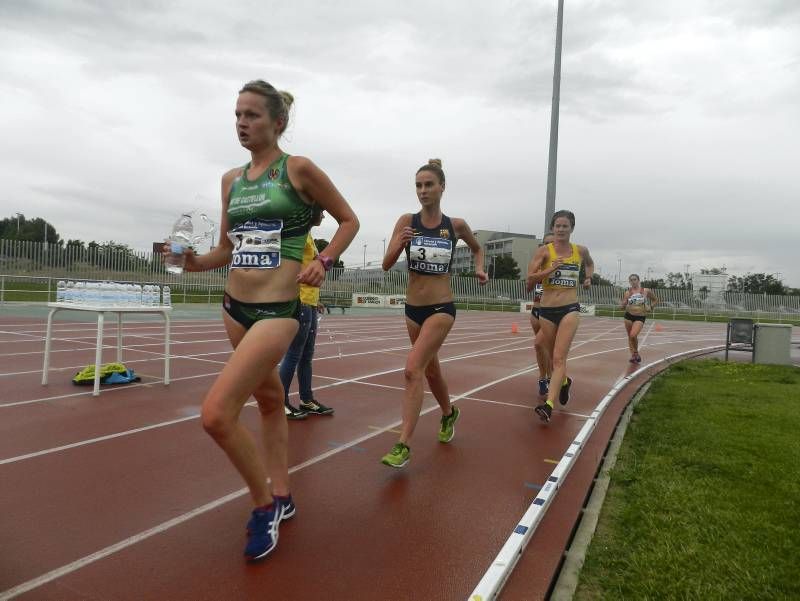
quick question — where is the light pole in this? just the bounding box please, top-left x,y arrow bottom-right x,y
382,238 -> 386,257
15,212 -> 22,234
363,243 -> 367,269
543,0 -> 565,235
617,257 -> 622,284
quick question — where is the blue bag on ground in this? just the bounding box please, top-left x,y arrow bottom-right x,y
72,363 -> 141,385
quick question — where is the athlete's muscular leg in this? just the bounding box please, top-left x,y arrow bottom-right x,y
544,312 -> 580,407
399,314 -> 454,444
624,319 -> 634,353
424,354 -> 451,414
253,366 -> 290,497
201,313 -> 297,506
532,315 -> 551,378
629,320 -> 644,354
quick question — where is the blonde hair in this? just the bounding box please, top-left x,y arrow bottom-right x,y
416,158 -> 445,185
239,80 -> 294,135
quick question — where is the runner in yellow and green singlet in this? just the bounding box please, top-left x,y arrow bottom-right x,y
526,210 -> 594,423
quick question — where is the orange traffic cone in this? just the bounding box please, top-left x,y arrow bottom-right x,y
511,322 -> 519,334
654,323 -> 664,332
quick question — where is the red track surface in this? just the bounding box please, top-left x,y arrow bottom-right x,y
0,310 -> 729,600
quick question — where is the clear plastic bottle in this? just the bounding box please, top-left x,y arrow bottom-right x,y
147,285 -> 158,307
74,281 -> 85,305
162,285 -> 171,307
165,213 -> 193,275
56,280 -> 66,303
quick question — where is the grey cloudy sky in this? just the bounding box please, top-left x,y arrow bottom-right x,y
2,0 -> 799,284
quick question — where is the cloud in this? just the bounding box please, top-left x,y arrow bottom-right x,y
1,0 -> 799,286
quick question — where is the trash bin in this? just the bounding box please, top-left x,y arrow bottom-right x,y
753,323 -> 792,365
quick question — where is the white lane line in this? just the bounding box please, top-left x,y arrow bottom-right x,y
0,337 -> 623,600
330,379 -> 593,417
469,344 -> 726,601
0,337 -> 528,459
0,326 -> 524,374
0,371 -> 219,409
0,324 -> 721,411
0,327 -> 644,464
0,415 -> 199,465
639,320 -> 656,349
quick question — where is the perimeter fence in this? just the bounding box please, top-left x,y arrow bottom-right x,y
1,240 -> 798,324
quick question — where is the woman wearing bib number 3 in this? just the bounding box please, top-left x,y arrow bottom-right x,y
526,210 -> 594,423
173,80 -> 358,561
380,159 -> 488,468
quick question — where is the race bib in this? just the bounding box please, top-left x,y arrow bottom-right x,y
228,218 -> 282,269
627,292 -> 647,306
409,236 -> 452,274
547,263 -> 579,288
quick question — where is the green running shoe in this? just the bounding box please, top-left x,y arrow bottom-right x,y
438,406 -> 460,443
381,442 -> 410,468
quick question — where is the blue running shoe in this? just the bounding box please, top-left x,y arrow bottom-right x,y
244,503 -> 283,561
275,494 -> 296,520
538,378 -> 549,396
247,495 -> 295,533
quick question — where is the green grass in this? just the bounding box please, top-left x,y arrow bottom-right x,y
575,360 -> 800,600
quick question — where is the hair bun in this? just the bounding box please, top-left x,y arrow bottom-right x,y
428,158 -> 442,168
278,90 -> 295,109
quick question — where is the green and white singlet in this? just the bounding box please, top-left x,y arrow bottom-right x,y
226,154 -> 312,269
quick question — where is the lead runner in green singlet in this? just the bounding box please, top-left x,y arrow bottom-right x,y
172,80 -> 359,562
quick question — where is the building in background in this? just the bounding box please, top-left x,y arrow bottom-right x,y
451,230 -> 541,279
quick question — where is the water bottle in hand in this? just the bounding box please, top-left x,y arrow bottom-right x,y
165,213 -> 194,275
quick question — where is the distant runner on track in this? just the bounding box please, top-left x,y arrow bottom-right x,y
620,273 -> 658,363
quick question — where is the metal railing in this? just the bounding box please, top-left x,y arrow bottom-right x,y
1,240 -> 798,323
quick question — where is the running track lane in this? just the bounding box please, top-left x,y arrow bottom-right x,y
0,312 -> 727,600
